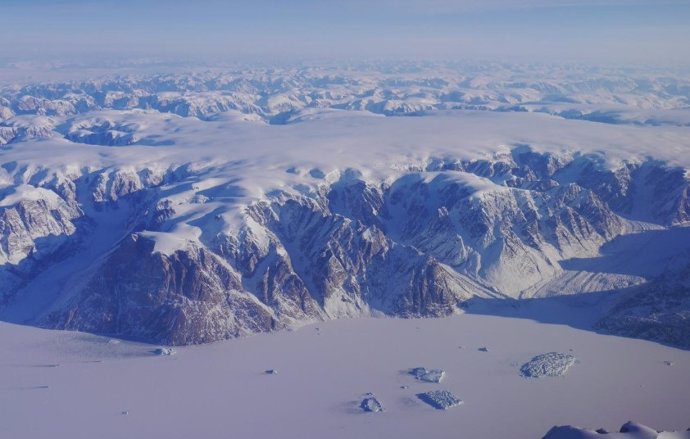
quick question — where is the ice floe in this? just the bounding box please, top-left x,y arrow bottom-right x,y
416,390 -> 463,410
520,352 -> 577,378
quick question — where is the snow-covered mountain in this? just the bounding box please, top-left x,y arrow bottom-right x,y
1,65 -> 689,346
2,63 -> 690,135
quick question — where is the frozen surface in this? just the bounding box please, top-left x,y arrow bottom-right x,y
2,302 -> 690,439
520,352 -> 577,378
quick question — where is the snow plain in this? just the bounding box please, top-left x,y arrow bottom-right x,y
2,300 -> 690,439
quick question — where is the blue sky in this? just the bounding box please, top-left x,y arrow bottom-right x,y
2,0 -> 689,65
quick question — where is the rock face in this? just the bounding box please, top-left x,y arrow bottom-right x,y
597,263 -> 690,350
46,234 -> 278,345
0,184 -> 82,305
0,187 -> 80,265
1,145 -> 689,346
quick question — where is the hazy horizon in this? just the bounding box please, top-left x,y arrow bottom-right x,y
3,0 -> 690,68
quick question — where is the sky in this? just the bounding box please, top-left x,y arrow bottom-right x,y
1,0 -> 690,66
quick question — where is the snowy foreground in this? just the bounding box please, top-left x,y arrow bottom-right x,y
2,305 -> 689,439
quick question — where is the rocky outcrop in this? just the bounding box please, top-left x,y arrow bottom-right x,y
47,234 -> 277,345
0,188 -> 81,265
597,262 -> 690,349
